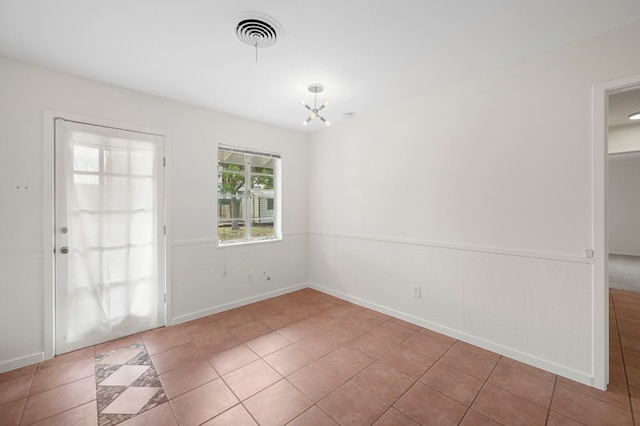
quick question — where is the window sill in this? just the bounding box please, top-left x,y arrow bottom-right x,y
217,237 -> 282,249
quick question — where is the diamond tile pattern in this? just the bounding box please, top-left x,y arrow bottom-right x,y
95,341 -> 167,425
2,288 -> 639,425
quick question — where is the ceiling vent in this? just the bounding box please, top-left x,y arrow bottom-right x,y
235,12 -> 283,49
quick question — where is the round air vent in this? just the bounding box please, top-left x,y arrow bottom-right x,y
235,12 -> 283,48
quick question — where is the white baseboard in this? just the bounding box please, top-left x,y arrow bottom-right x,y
309,282 -> 595,388
171,283 -> 309,325
0,352 -> 44,374
609,252 -> 640,258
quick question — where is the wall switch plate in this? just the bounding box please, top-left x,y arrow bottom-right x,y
412,285 -> 421,298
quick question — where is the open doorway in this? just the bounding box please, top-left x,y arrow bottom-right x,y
593,74 -> 640,390
607,90 -> 640,292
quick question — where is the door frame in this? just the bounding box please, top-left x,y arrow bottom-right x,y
43,110 -> 172,360
592,73 -> 640,389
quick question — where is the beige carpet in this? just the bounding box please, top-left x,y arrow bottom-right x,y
609,254 -> 640,293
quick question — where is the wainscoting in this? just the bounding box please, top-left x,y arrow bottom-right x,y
308,232 -> 595,385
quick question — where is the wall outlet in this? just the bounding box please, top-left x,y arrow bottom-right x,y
412,285 -> 421,298
11,181 -> 32,194
247,271 -> 253,282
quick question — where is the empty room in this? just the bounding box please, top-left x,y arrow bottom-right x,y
2,1 -> 640,425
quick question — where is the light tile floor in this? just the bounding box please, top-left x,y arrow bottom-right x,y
1,288 -> 639,425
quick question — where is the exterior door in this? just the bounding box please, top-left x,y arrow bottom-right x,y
54,118 -> 165,354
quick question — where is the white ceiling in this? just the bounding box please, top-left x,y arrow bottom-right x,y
1,1 -> 640,133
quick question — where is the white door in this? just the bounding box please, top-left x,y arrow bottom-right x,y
54,119 -> 165,354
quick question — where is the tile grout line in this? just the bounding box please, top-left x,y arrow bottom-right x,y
545,374 -> 559,425
18,366 -> 37,426
612,294 -> 636,425
22,289 -> 638,425
456,353 -> 504,425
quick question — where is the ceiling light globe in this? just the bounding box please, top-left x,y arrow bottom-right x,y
630,112 -> 640,120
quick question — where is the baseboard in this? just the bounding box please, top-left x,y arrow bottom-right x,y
609,252 -> 640,258
0,352 -> 44,374
308,282 -> 595,388
171,282 -> 309,325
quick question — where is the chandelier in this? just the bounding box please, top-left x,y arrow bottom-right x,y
301,84 -> 330,127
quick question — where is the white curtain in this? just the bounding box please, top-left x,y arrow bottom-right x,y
62,125 -> 159,344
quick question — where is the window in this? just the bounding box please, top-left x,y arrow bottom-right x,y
217,146 -> 280,245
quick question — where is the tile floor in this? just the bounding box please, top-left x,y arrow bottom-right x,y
1,288 -> 639,425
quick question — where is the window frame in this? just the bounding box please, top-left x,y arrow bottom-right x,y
217,145 -> 281,246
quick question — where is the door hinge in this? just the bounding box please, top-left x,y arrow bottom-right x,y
163,157 -> 166,167
164,225 -> 166,235
164,293 -> 167,303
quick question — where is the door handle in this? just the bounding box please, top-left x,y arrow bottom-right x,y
60,247 -> 69,254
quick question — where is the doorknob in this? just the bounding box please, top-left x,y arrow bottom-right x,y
60,247 -> 69,254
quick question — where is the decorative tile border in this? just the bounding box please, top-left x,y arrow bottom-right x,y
94,342 -> 167,426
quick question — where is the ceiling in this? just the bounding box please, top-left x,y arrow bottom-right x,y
1,1 -> 640,133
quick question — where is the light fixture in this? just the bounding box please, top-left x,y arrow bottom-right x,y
630,112 -> 640,120
301,84 -> 331,127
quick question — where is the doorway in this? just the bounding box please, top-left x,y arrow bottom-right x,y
607,89 -> 640,294
53,118 -> 166,354
593,74 -> 640,390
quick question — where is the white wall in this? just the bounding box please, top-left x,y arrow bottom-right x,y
0,57 -> 309,372
609,152 -> 640,256
308,21 -> 640,386
609,123 -> 640,153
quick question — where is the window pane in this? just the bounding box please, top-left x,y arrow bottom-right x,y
218,171 -> 245,195
250,196 -> 275,239
105,149 -> 129,174
218,147 -> 279,245
218,220 -> 246,241
251,156 -> 274,173
73,145 -> 100,172
130,151 -> 155,176
218,150 -> 245,171
250,223 -> 274,239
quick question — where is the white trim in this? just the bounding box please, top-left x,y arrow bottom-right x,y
43,110 -> 55,360
592,73 -> 640,390
172,238 -> 219,247
309,282 -> 595,387
171,283 -> 308,325
308,230 -> 591,265
0,252 -> 44,262
164,134 -> 173,329
0,353 -> 44,374
218,143 -> 281,159
171,230 -> 307,247
43,109 -> 171,359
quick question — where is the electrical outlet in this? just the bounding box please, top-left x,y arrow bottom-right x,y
247,271 -> 253,282
11,181 -> 32,194
412,285 -> 421,298
264,272 -> 271,282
